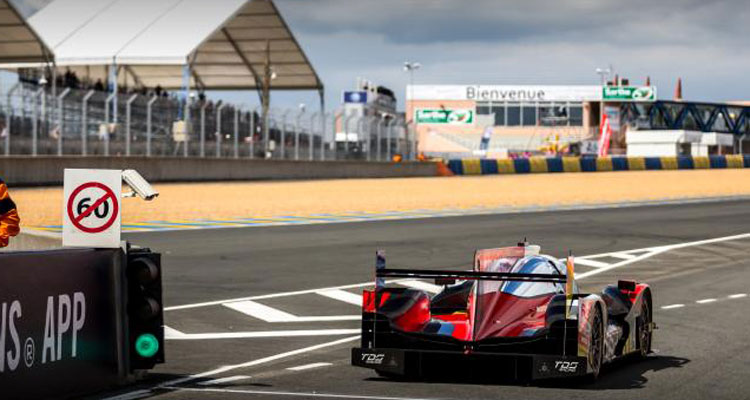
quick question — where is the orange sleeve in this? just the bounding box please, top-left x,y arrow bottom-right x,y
0,181 -> 21,243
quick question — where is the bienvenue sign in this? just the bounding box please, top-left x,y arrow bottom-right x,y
407,85 -> 626,102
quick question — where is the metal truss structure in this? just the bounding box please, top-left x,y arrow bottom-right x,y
621,101 -> 749,136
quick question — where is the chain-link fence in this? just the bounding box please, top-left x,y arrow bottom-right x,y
0,84 -> 416,162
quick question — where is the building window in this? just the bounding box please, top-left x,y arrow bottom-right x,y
477,104 -> 491,115
492,105 -> 505,126
507,106 -> 521,126
522,105 -> 536,126
569,105 -> 583,126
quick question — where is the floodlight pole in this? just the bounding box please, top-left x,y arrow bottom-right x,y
56,88 -> 71,155
261,40 -> 272,158
110,62 -> 118,125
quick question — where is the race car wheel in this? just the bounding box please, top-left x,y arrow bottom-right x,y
588,308 -> 604,380
637,298 -> 652,358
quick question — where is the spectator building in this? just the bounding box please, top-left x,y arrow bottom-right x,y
406,84 -> 656,158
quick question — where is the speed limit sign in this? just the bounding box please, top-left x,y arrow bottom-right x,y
63,169 -> 122,248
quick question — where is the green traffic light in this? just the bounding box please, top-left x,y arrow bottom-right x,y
135,333 -> 159,358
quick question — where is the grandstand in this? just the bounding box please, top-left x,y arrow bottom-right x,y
0,0 -> 332,159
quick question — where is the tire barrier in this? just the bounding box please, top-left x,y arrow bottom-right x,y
446,155 -> 750,176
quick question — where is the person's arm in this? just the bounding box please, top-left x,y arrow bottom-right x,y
0,178 -> 20,247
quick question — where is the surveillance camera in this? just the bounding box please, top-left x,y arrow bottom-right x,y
121,169 -> 159,201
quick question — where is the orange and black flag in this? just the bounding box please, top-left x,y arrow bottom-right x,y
0,177 -> 20,247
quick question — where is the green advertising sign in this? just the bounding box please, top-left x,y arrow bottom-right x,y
602,86 -> 656,101
415,108 -> 475,125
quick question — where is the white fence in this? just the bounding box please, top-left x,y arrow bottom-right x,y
0,83 -> 416,161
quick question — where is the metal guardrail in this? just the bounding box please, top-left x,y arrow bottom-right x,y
0,85 -> 416,161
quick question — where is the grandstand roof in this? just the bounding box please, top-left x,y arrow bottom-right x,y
1,0 -> 322,91
0,0 -> 52,64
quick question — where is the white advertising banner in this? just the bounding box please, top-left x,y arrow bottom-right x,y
407,85 -> 602,102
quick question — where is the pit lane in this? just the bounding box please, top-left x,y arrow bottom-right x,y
98,199 -> 750,400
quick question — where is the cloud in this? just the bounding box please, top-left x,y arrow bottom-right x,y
273,0 -> 750,107
278,0 -> 748,47
9,0 -> 748,108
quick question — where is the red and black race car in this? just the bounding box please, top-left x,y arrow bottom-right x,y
351,243 -> 655,381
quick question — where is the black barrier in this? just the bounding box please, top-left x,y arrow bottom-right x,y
0,248 -> 127,400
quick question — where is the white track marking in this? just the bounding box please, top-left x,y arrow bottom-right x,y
572,258 -> 612,269
162,386 -> 440,400
661,304 -> 685,310
101,390 -> 152,400
286,362 -> 332,371
197,375 -> 251,386
165,232 -> 750,311
397,279 -> 443,293
163,325 -> 186,339
165,328 -> 359,340
223,300 -> 358,322
166,280 -> 404,311
224,301 -> 298,322
316,289 -> 363,306
104,336 -> 361,400
577,232 -> 750,279
608,253 -> 637,260
696,298 -> 717,304
728,293 -> 747,299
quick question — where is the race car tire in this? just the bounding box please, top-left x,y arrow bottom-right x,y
588,307 -> 604,381
637,296 -> 652,358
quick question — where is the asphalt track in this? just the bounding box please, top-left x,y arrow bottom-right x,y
98,199 -> 750,400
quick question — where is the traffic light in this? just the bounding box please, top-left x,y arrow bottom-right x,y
125,246 -> 164,371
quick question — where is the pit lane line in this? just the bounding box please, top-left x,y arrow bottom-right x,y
661,293 -> 747,310
101,336 -> 361,400
161,386 -> 445,400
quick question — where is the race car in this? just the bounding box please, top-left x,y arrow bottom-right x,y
351,242 -> 655,381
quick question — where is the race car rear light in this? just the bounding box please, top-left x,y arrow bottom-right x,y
363,290 -> 374,312
362,290 -> 391,312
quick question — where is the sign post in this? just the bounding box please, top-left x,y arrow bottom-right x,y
62,169 -> 122,248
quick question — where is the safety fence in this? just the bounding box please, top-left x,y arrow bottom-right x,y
0,84 -> 415,161
447,155 -> 750,175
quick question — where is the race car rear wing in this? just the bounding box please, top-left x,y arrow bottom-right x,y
374,249 -> 567,289
376,268 -> 567,285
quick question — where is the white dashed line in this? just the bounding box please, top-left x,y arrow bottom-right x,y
197,375 -> 251,386
286,362 -> 333,371
662,292 -> 748,310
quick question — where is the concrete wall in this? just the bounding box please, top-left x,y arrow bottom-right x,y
0,156 -> 439,186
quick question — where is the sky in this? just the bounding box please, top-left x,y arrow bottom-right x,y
10,0 -> 750,111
